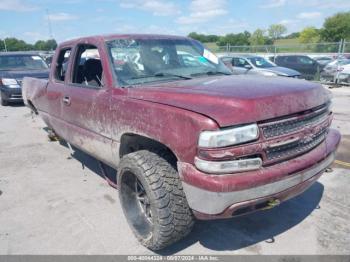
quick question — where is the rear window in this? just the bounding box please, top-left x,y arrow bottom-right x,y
54,48 -> 71,82
285,56 -> 297,63
0,55 -> 48,71
297,56 -> 314,65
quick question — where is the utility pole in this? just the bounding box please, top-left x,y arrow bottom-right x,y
46,9 -> 53,39
3,38 -> 7,52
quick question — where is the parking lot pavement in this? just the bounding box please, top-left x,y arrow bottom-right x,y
0,88 -> 349,255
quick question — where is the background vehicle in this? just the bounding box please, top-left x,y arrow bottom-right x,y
320,59 -> 350,82
0,52 -> 49,106
221,55 -> 301,78
313,56 -> 334,66
23,34 -> 340,250
337,63 -> 350,84
272,55 -> 323,80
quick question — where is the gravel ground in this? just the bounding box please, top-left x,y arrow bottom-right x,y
0,87 -> 349,255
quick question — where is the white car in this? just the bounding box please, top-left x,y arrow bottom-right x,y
320,59 -> 350,82
338,64 -> 350,84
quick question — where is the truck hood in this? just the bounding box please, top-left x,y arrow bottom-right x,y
259,66 -> 301,77
127,75 -> 331,127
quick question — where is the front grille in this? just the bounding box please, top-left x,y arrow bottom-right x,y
261,104 -> 329,138
259,103 -> 331,163
266,129 -> 328,161
10,94 -> 22,98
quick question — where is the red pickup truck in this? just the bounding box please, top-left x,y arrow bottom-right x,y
23,34 -> 340,250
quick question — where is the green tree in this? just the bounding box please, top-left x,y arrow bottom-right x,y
216,31 -> 251,46
188,32 -> 219,43
3,38 -> 33,51
321,11 -> 350,41
268,24 -> 287,40
34,39 -> 57,51
299,27 -> 320,43
249,29 -> 267,45
283,32 -> 300,39
34,40 -> 46,50
0,37 -> 57,52
206,35 -> 219,43
188,32 -> 203,42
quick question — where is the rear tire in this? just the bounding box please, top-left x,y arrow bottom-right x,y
117,150 -> 194,250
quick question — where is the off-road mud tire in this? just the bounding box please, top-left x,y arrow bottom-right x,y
0,93 -> 8,106
117,150 -> 194,250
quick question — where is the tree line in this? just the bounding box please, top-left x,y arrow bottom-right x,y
1,11 -> 349,52
189,11 -> 350,46
0,38 -> 57,52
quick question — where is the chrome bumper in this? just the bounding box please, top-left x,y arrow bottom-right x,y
183,153 -> 335,215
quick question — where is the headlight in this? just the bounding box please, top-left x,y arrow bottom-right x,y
195,157 -> 262,174
198,123 -> 259,148
1,78 -> 20,88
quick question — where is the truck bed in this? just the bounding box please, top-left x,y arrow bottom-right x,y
22,77 -> 48,111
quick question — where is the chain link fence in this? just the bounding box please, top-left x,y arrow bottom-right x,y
214,41 -> 350,86
216,42 -> 343,54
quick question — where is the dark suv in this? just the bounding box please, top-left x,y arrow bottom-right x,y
272,55 -> 323,80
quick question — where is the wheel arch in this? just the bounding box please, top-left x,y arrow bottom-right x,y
119,132 -> 178,168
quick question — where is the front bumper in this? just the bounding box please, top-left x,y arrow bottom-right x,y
178,129 -> 340,219
0,87 -> 23,102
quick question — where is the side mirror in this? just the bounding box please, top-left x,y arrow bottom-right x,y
244,64 -> 252,70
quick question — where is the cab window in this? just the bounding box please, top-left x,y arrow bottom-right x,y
71,44 -> 103,87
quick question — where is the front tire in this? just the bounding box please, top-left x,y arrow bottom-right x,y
0,92 -> 8,106
117,150 -> 194,250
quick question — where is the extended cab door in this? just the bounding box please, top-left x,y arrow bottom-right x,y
46,47 -> 72,138
60,41 -> 115,166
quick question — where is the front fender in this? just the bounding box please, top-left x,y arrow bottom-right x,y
110,97 -> 218,163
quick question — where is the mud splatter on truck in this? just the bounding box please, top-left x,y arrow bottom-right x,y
23,34 -> 340,250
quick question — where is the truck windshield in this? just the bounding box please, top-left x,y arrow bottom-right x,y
106,38 -> 231,86
0,55 -> 48,71
247,57 -> 275,68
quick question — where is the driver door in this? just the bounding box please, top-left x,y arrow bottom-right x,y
60,42 -> 115,166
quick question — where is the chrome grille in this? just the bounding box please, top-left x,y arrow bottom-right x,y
10,94 -> 22,98
261,104 -> 330,138
266,129 -> 327,160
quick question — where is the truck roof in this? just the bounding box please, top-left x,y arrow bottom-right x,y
58,34 -> 190,47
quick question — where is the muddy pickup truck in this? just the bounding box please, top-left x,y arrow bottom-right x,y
23,34 -> 340,250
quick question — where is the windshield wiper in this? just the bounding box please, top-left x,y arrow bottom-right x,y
120,72 -> 192,88
154,71 -> 192,80
128,72 -> 192,81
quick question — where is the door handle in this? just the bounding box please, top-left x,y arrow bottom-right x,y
62,96 -> 71,106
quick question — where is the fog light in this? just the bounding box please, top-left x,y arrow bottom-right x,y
194,157 -> 262,174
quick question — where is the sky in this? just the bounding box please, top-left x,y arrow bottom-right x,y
0,0 -> 350,44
